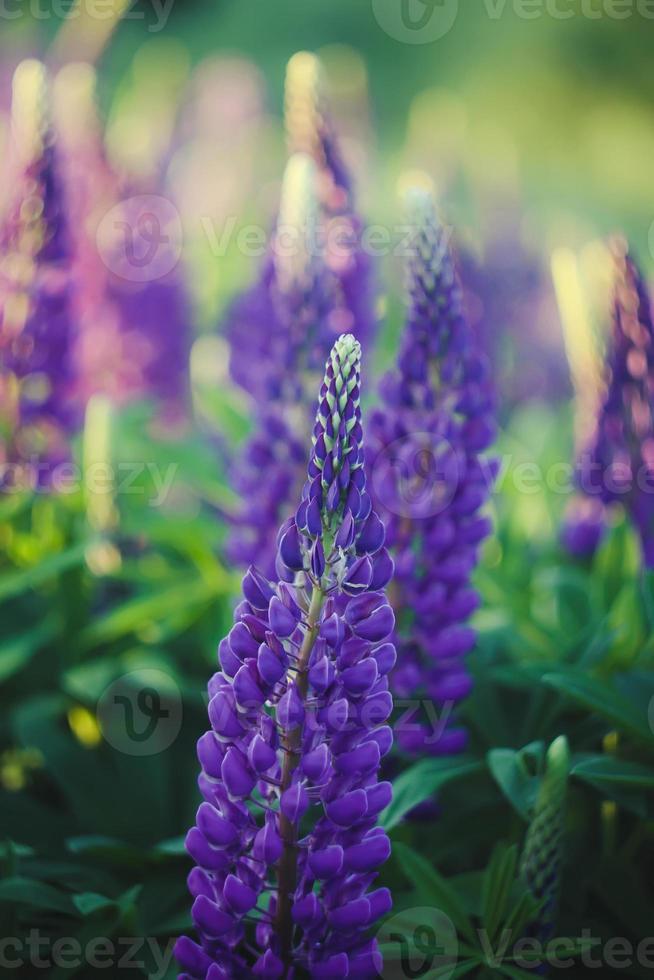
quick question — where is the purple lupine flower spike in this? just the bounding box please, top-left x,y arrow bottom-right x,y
52,63 -> 191,425
226,54 -> 378,577
0,60 -> 78,481
580,239 -> 654,566
551,246 -> 608,558
285,51 -> 377,353
177,335 -> 395,979
226,154 -> 323,577
367,187 -> 497,757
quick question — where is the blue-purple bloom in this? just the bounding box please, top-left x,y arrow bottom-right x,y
53,63 -> 191,422
177,335 -> 395,979
0,60 -> 78,477
578,241 -> 654,566
367,189 -> 497,756
560,495 -> 606,560
226,52 -> 376,577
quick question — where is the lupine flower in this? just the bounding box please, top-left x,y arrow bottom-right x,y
0,59 -> 78,481
577,240 -> 654,566
226,153 -> 328,577
284,51 -> 376,354
176,334 -> 395,979
551,246 -> 609,558
226,53 -> 377,577
53,63 -> 191,423
458,209 -> 569,415
520,735 -> 570,945
367,188 -> 497,757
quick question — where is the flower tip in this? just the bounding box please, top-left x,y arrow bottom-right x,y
547,734 -> 570,774
398,169 -> 435,208
275,152 -> 318,294
11,58 -> 50,159
284,50 -> 326,154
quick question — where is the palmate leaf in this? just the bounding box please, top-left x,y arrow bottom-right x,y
381,756 -> 483,831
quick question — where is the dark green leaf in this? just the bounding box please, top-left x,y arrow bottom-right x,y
381,757 -> 483,831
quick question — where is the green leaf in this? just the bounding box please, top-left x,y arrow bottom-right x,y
487,742 -> 544,819
572,755 -> 654,788
542,670 -> 654,744
423,962 -> 480,980
152,836 -> 187,857
73,892 -> 117,916
0,543 -> 87,603
497,966 -> 543,980
571,755 -> 654,817
78,576 -> 218,648
481,843 -> 519,943
381,757 -> 483,831
0,876 -> 76,915
392,842 -> 476,945
0,621 -> 56,683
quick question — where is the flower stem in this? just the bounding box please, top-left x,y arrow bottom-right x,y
276,583 -> 324,974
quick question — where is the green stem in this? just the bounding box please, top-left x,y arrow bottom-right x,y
276,584 -> 325,974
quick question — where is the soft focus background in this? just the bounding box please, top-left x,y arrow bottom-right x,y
1,4 -> 653,978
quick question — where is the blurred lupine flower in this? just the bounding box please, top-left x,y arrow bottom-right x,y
520,735 -> 570,945
228,51 -> 376,402
578,240 -> 654,566
225,53 -> 377,578
53,63 -> 191,425
226,153 -> 327,577
285,51 -> 376,353
560,495 -> 606,559
551,246 -> 609,558
176,335 -> 395,979
0,59 -> 79,481
458,216 -> 569,415
367,188 -> 497,757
